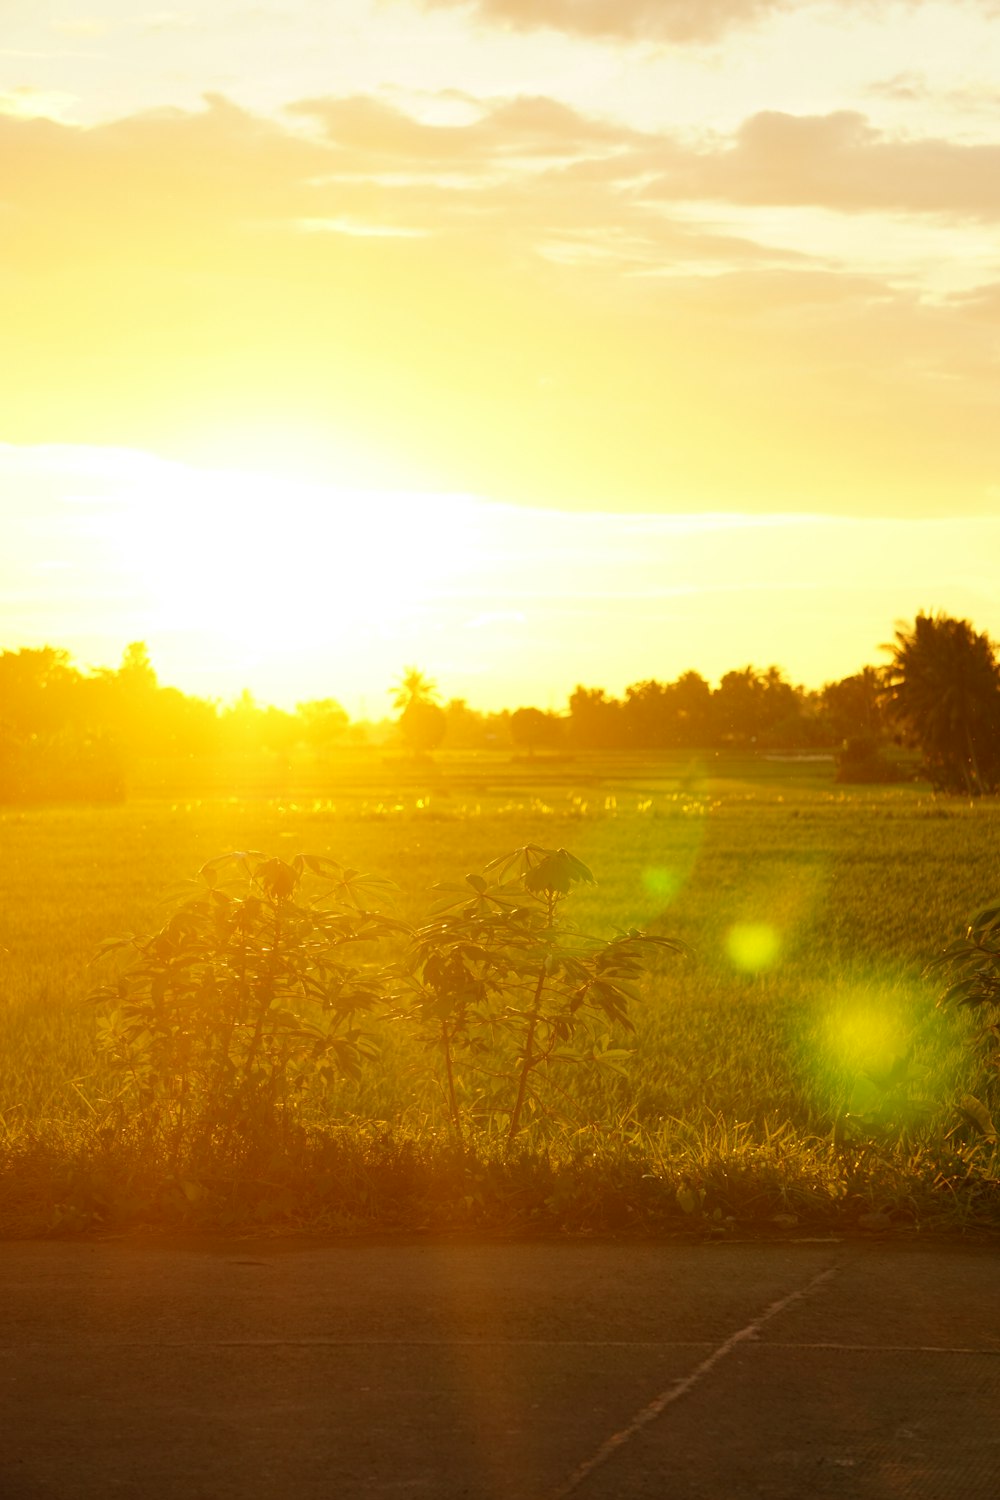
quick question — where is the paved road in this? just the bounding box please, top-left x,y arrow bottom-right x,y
1,1236 -> 998,1498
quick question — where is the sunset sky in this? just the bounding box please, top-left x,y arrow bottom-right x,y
3,1 -> 999,714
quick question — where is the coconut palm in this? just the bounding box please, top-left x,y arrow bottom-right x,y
390,667 -> 438,713
390,667 -> 445,756
883,613 -> 1000,794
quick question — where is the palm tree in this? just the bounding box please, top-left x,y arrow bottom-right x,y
390,667 -> 445,756
390,667 -> 438,713
883,613 -> 1000,794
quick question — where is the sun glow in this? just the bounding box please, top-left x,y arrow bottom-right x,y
6,440 -> 1000,716
106,456 -> 484,653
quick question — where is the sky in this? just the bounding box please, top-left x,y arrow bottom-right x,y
2,0 -> 999,714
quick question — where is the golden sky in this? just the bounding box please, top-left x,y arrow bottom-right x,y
2,1 -> 999,712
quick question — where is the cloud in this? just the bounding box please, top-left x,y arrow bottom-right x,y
285,92 -> 811,265
670,109 -> 1000,218
416,0 -> 791,44
867,69 -> 1000,118
1,92 -> 998,518
947,281 -> 1000,321
417,0 -> 1000,44
290,91 -> 638,168
867,71 -> 932,104
292,95 -> 1000,223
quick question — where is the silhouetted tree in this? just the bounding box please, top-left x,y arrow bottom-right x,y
441,699 -> 503,750
622,681 -> 675,748
821,667 -> 886,744
298,699 -> 349,755
510,707 -> 563,757
883,613 -> 1000,794
621,673 -> 714,748
152,687 -> 219,757
713,666 -> 801,746
391,667 -> 438,712
92,641 -> 160,755
118,640 -> 157,693
670,671 -> 714,746
568,687 -> 624,750
389,667 -> 446,755
220,689 -> 263,752
259,707 -> 299,757
0,646 -> 80,735
399,698 -> 447,755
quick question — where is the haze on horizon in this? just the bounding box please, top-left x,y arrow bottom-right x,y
2,0 -> 999,712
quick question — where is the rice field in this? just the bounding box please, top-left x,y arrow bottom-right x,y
2,754 -> 999,1237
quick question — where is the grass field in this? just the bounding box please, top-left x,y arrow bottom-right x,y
2,752 -> 999,1238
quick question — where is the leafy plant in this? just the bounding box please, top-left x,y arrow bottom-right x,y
927,900 -> 1000,1140
89,852 -> 402,1165
930,901 -> 1000,1022
399,844 -> 684,1145
832,1047 -> 937,1150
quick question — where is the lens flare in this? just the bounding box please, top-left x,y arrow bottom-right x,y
726,922 -> 781,973
824,1005 -> 905,1078
642,867 -> 683,902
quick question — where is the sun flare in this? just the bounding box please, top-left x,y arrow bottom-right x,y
105,456 -> 487,658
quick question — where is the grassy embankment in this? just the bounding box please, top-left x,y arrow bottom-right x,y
1,749 -> 998,1238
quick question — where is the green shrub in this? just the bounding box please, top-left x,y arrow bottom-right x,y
834,736 -> 905,785
399,845 -> 684,1144
90,843 -> 679,1162
927,900 -> 1000,1144
89,852 -> 402,1167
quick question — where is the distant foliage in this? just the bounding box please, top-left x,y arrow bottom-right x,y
399,698 -> 447,755
391,665 -> 447,755
509,706 -> 564,756
570,665 -> 833,752
884,613 -> 1000,795
297,698 -> 350,755
6,612 -> 1000,799
834,736 -> 906,785
822,667 -> 886,743
0,726 -> 125,804
440,698 -> 513,751
624,673 -> 713,748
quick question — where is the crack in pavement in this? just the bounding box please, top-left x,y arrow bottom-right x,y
543,1263 -> 840,1500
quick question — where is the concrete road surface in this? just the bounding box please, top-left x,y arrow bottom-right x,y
1,1236 -> 998,1498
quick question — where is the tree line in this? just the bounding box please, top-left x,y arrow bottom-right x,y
1,612 -> 998,800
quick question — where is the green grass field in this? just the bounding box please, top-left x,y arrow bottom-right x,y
2,752 -> 999,1238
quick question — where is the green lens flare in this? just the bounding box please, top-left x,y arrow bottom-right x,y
824,1005 -> 904,1077
726,922 -> 781,973
642,867 -> 682,902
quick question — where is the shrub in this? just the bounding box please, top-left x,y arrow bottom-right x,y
399,844 -> 684,1144
834,736 -> 904,785
91,843 -> 680,1162
927,900 -> 1000,1143
89,852 -> 402,1167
